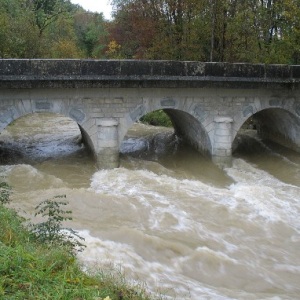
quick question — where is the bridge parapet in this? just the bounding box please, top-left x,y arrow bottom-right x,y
1,59 -> 300,89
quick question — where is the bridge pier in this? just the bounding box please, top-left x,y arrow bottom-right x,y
96,118 -> 120,169
212,117 -> 233,168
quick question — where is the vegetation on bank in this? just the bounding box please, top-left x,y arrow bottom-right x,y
0,184 -> 157,300
140,110 -> 172,127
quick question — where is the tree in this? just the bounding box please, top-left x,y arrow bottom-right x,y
110,0 -> 204,60
109,0 -> 158,58
74,12 -> 109,58
29,0 -> 72,36
2,0 -> 300,63
0,0 -> 41,58
0,11 -> 10,58
110,0 -> 300,63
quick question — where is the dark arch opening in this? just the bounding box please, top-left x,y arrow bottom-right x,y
121,108 -> 212,158
120,109 -> 230,185
164,109 -> 212,156
0,112 -> 93,165
120,109 -> 175,159
233,108 -> 300,156
254,108 -> 300,152
232,108 -> 300,185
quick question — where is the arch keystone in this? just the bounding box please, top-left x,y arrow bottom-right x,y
96,118 -> 119,127
214,116 -> 233,123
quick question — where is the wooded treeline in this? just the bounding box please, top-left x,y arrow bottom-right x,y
1,0 -> 300,64
110,0 -> 300,63
0,0 -> 108,58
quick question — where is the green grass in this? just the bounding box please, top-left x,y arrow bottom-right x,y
0,204 -> 160,300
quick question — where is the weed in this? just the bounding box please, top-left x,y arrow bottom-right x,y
30,195 -> 85,255
0,181 -> 11,205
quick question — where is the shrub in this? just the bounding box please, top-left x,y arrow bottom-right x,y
30,195 -> 85,255
140,110 -> 172,127
0,182 -> 11,205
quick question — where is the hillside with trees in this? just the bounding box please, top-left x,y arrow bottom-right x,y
0,0 -> 109,58
1,0 -> 300,64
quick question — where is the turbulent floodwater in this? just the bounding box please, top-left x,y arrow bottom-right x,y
0,113 -> 299,300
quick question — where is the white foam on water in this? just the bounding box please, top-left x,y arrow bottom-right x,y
77,227 -> 300,300
85,163 -> 300,299
89,163 -> 299,244
77,230 -> 243,300
89,167 -> 237,235
226,159 -> 300,228
274,264 -> 300,274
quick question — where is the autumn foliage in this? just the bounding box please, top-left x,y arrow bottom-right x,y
109,0 -> 300,64
1,0 -> 300,64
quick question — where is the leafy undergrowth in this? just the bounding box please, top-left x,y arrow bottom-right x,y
0,187 -> 159,300
140,110 -> 172,127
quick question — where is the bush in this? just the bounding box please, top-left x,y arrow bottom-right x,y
140,110 -> 172,127
30,195 -> 85,255
0,182 -> 11,205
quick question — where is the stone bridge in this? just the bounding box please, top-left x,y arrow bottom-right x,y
0,59 -> 300,168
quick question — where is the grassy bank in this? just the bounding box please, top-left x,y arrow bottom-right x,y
0,198 -> 157,299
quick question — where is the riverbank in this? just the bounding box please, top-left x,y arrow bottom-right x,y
0,201 -> 157,300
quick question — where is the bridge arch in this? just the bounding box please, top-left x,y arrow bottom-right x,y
0,99 -> 97,159
233,104 -> 300,152
164,109 -> 212,156
253,108 -> 300,151
121,102 -> 213,158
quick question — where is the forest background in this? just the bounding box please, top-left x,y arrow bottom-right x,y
1,0 -> 300,64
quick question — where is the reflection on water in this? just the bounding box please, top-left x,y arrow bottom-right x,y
121,123 -> 233,187
0,113 -> 96,188
0,113 -> 299,300
234,130 -> 300,186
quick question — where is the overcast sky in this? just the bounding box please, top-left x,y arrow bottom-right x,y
70,0 -> 112,19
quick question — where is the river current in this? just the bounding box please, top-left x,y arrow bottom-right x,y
0,113 -> 299,300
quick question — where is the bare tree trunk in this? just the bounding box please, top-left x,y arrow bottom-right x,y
210,0 -> 216,61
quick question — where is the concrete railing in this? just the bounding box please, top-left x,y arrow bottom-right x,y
0,59 -> 300,89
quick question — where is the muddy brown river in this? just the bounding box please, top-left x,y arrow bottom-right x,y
0,113 -> 299,299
